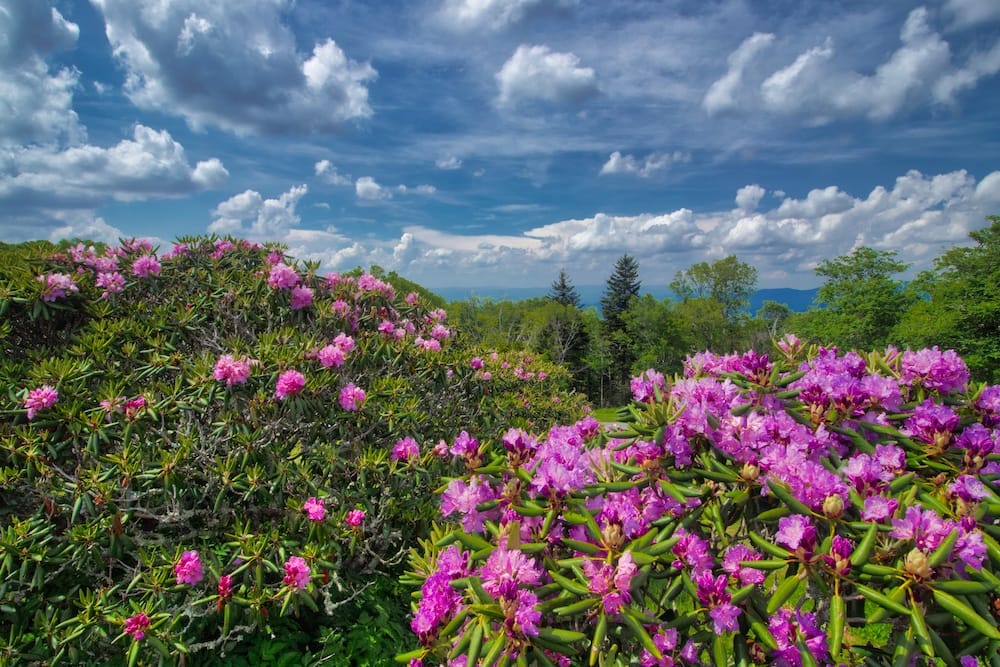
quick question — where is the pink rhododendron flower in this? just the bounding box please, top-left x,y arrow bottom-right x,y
901,346 -> 969,394
392,437 -> 420,461
345,509 -> 365,527
317,344 -> 346,368
470,357 -> 484,370
290,286 -> 314,310
214,354 -> 254,386
303,497 -> 326,521
96,271 -> 126,298
217,574 -> 233,599
283,556 -> 311,590
275,370 -> 306,400
268,263 -> 300,289
338,383 -> 366,411
24,385 -> 58,420
124,613 -> 151,641
175,550 -> 203,585
131,255 -> 161,278
37,273 -> 78,302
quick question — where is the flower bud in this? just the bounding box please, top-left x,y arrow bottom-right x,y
822,494 -> 844,520
904,548 -> 932,580
740,463 -> 760,482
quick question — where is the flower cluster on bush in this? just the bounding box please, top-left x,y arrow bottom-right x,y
402,338 -> 1000,666
0,236 -> 587,665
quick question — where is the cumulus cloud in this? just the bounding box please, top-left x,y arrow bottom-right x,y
0,1 -> 83,146
209,184 -> 307,236
49,214 -> 128,246
315,159 -> 353,185
600,151 -> 690,178
436,155 -> 463,170
2,125 -> 228,210
326,168 -> 998,289
735,184 -> 766,211
703,32 -> 775,115
944,0 -> 1000,29
705,8 -> 1000,123
91,0 -> 377,135
438,0 -> 576,30
355,176 -> 391,200
496,45 -> 598,107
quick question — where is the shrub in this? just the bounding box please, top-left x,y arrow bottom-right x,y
0,237 -> 586,665
402,337 -> 1000,666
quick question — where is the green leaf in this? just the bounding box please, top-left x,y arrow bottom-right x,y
932,589 -> 1000,640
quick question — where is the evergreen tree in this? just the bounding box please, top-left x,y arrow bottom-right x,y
600,254 -> 641,332
600,254 -> 641,405
549,268 -> 581,308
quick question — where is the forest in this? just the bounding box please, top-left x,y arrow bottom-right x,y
446,215 -> 1000,405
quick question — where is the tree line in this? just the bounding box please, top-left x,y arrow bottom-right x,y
447,215 -> 1000,406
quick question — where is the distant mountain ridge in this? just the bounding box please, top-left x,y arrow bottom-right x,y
430,285 -> 820,313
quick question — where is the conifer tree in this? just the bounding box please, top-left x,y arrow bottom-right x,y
599,254 -> 641,404
549,268 -> 581,308
600,254 -> 641,332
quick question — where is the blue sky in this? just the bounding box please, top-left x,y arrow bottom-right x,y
2,0 -> 1000,290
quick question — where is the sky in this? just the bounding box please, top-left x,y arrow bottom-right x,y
2,0 -> 1000,291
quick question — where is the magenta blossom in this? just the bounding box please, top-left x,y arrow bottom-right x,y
214,354 -> 254,386
275,370 -> 306,400
268,263 -> 299,289
392,437 -> 420,461
290,286 -> 314,310
303,497 -> 326,521
338,383 -> 366,411
175,550 -> 204,585
283,556 -> 311,590
345,509 -> 365,527
480,547 -> 543,600
38,273 -> 78,302
131,254 -> 161,278
217,574 -> 233,599
96,271 -> 126,298
124,613 -> 151,641
24,385 -> 58,420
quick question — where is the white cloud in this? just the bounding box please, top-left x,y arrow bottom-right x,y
315,159 -> 353,185
707,8 -> 999,123
355,176 -> 437,199
209,184 -> 307,236
91,0 -> 377,136
355,176 -> 391,200
2,125 -> 228,209
933,41 -> 1000,104
0,1 -> 83,146
974,170 -> 1000,203
317,168 -> 996,289
944,0 -> 1000,30
600,151 -> 690,178
436,155 -> 463,170
496,45 -> 598,107
439,0 -> 576,30
735,184 -> 766,211
703,32 -> 775,115
49,215 -> 127,246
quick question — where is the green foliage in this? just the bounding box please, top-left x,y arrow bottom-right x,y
670,254 -> 758,323
790,247 -> 913,350
0,237 -> 586,665
894,216 -> 1000,382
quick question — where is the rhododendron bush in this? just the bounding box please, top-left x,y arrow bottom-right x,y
401,338 -> 1000,666
0,238 -> 586,665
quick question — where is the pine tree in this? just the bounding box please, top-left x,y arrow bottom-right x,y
599,254 -> 641,405
549,268 -> 581,308
600,254 -> 641,332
